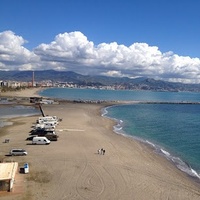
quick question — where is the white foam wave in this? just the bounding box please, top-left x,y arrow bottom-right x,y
160,149 -> 170,156
161,151 -> 200,179
101,107 -> 108,116
191,168 -> 200,179
146,140 -> 156,148
114,126 -> 122,131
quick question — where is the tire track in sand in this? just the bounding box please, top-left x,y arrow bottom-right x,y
74,147 -> 106,200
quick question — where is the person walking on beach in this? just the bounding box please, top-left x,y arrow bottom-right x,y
97,148 -> 105,155
101,148 -> 104,155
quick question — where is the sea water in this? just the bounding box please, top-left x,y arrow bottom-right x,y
0,105 -> 40,127
39,88 -> 200,178
104,104 -> 200,179
39,87 -> 200,102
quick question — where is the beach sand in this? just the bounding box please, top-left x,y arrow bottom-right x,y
0,88 -> 200,200
0,87 -> 42,98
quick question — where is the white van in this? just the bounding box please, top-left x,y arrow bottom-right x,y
37,118 -> 58,124
32,136 -> 51,145
35,123 -> 55,129
38,116 -> 59,125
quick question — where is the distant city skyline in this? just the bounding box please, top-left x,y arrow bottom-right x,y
0,0 -> 200,83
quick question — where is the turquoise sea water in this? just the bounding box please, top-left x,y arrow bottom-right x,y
39,88 -> 200,179
40,87 -> 200,102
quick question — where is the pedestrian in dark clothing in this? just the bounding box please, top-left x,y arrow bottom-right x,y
101,148 -> 103,155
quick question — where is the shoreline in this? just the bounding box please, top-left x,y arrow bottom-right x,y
0,88 -> 200,199
103,104 -> 200,182
102,104 -> 200,184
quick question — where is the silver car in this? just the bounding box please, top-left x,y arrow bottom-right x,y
9,149 -> 27,156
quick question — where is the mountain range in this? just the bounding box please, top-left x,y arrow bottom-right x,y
1,70 -> 200,92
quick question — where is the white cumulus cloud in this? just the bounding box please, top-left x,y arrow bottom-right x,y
1,30 -> 200,83
0,30 -> 39,70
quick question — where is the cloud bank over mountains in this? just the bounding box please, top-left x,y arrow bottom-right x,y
0,30 -> 200,83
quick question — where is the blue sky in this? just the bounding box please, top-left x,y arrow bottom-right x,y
0,0 -> 200,83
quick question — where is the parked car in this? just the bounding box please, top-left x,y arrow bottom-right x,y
9,149 -> 27,156
44,134 -> 58,141
26,135 -> 37,141
27,134 -> 58,141
29,128 -> 55,135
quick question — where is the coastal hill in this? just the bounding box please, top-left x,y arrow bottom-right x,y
1,70 -> 200,92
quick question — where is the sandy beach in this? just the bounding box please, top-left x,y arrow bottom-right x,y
0,88 -> 200,200
0,88 -> 42,99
